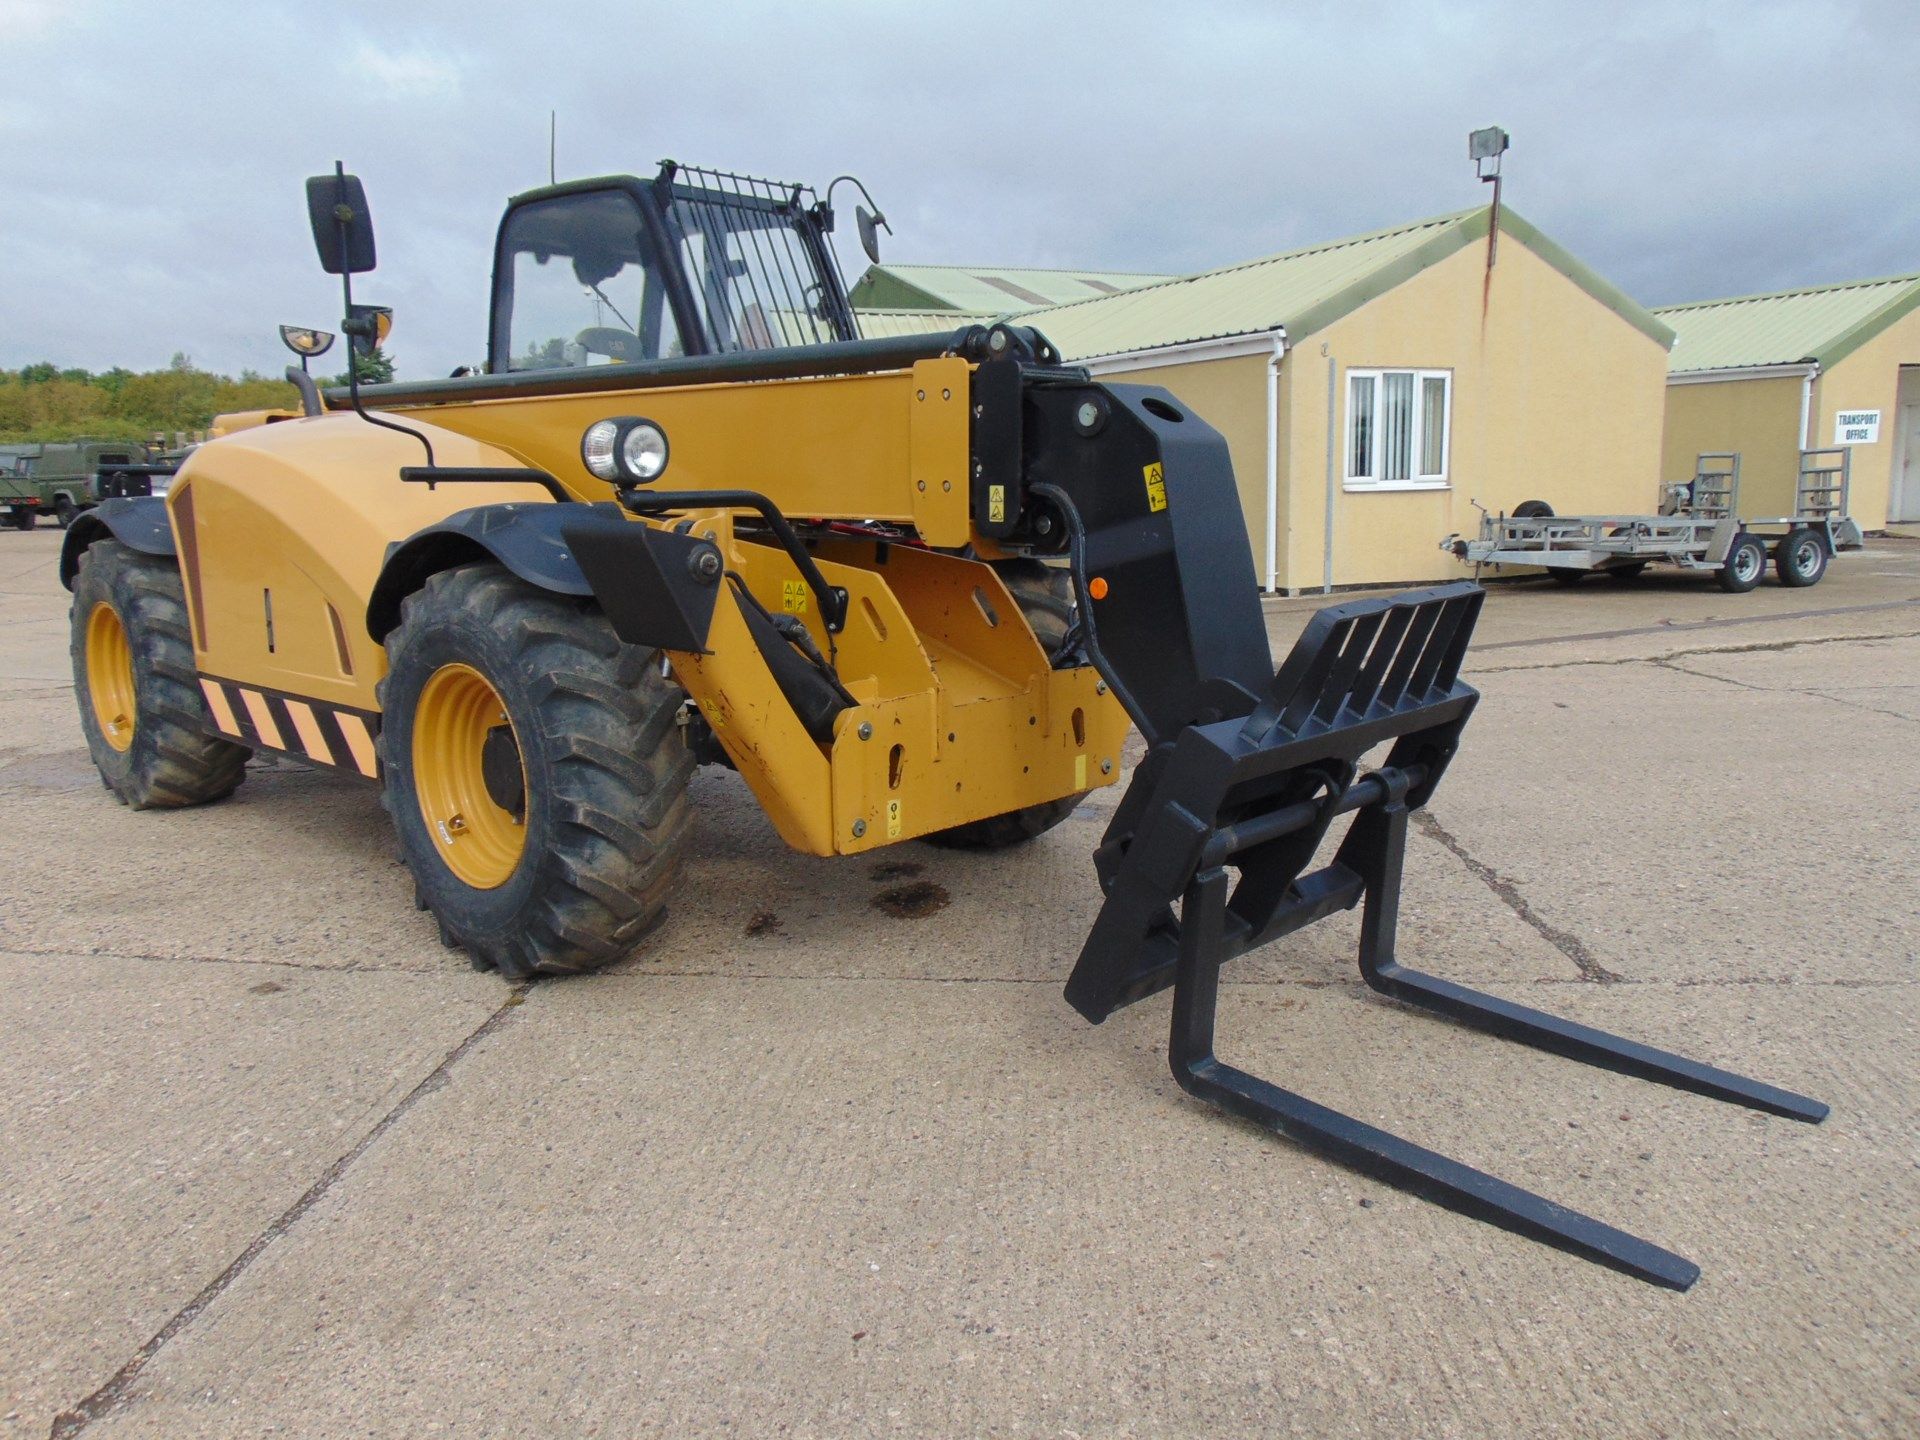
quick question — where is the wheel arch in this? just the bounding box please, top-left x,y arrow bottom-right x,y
60,496 -> 175,590
366,503 -> 596,642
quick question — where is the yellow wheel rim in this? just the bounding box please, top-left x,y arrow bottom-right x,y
86,602 -> 137,753
412,663 -> 528,890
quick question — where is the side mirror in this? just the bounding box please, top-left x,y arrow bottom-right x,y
856,205 -> 884,265
304,166 -> 377,275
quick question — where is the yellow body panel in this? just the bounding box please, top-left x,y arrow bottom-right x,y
171,361 -> 1127,855
390,358 -> 976,545
170,412 -> 553,710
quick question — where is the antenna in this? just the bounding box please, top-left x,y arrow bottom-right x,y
549,110 -> 557,185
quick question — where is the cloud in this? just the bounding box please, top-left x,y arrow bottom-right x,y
1,0 -> 1914,377
347,40 -> 465,100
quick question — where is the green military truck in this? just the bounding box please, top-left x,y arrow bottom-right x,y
1,440 -> 155,529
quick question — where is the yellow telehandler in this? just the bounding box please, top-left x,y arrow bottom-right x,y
62,159 -> 1824,1288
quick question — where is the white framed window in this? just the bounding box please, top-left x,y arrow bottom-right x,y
1345,368 -> 1452,490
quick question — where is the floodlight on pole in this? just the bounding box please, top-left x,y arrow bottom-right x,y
1469,127 -> 1510,267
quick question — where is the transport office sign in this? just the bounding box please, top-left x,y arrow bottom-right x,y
1833,408 -> 1881,445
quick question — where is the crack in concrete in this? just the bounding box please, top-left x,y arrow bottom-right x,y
1470,596 -> 1920,652
0,943 -> 436,975
1410,811 -> 1624,982
1473,624 -> 1920,674
1655,657 -> 1920,726
44,983 -> 532,1439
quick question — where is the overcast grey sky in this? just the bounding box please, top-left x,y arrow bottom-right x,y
2,0 -> 1915,378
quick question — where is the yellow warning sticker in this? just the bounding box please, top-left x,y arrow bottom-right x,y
781,580 -> 809,614
988,484 -> 1006,523
886,799 -> 902,839
1143,462 -> 1168,513
1075,752 -> 1088,790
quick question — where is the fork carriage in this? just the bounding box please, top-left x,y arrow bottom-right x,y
1072,583 -> 1827,1289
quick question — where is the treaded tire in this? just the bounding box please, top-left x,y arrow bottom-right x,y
1545,567 -> 1586,585
1775,527 -> 1828,588
1716,533 -> 1766,593
55,495 -> 78,530
8,508 -> 32,530
379,563 -> 693,980
923,559 -> 1087,851
70,539 -> 248,808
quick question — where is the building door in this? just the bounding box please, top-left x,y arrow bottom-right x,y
1894,366 -> 1920,523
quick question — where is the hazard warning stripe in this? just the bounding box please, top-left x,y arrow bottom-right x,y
197,674 -> 382,780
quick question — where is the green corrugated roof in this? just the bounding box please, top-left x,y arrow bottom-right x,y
1009,205 -> 1672,361
848,263 -> 1170,313
1654,273 -> 1920,373
854,307 -> 993,339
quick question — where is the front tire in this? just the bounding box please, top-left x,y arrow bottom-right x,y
923,560 -> 1087,851
379,564 -> 693,979
70,540 -> 249,808
55,495 -> 78,530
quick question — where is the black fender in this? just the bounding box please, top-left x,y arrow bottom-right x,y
366,502 -> 723,654
60,496 -> 175,590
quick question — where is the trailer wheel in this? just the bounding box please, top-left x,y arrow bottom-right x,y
924,560 -> 1087,850
1775,528 -> 1828,588
1716,533 -> 1766,593
1607,563 -> 1649,582
70,540 -> 249,808
1512,500 -> 1554,519
1545,567 -> 1586,586
379,563 -> 693,980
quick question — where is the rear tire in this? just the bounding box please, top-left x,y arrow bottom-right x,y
1716,533 -> 1766,593
922,559 -> 1087,851
1775,528 -> 1828,587
1607,563 -> 1649,582
379,563 -> 694,979
1545,567 -> 1586,585
8,507 -> 32,530
70,540 -> 249,808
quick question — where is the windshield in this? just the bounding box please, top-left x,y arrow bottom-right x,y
496,189 -> 685,372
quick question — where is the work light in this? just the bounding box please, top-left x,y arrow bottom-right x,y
580,417 -> 669,484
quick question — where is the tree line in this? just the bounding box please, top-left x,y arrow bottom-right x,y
0,350 -> 393,445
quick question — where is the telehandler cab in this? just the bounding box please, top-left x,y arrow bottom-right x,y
63,160 -> 1825,1288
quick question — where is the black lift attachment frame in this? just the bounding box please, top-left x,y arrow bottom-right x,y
1065,582 -> 1827,1290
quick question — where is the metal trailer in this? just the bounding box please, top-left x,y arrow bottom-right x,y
1442,450 -> 1866,592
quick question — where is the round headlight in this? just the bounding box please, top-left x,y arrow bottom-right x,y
580,416 -> 669,485
620,422 -> 669,482
581,419 -> 622,481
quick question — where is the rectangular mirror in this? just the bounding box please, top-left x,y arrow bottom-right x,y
304,170 -> 377,275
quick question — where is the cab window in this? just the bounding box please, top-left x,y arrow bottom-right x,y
495,190 -> 683,372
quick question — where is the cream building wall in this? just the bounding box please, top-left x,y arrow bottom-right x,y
1809,307 -> 1920,527
1281,233 -> 1670,589
1660,375 -> 1807,518
1078,229 -> 1670,591
1660,307 -> 1920,529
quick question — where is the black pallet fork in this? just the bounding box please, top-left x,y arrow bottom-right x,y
1066,582 -> 1827,1290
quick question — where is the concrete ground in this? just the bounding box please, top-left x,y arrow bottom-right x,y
2,524 -> 1916,1439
